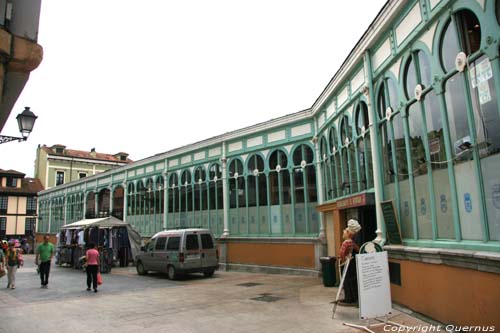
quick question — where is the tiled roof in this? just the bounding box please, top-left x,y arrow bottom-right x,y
0,177 -> 44,195
41,145 -> 133,163
0,168 -> 26,177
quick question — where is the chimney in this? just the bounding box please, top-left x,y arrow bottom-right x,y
90,148 -> 96,158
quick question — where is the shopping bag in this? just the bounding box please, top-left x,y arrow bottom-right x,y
97,272 -> 103,285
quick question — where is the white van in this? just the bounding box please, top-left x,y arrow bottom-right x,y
136,228 -> 219,279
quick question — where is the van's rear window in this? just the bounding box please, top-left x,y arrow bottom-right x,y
201,234 -> 214,249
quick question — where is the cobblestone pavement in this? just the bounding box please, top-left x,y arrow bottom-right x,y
0,255 -> 431,333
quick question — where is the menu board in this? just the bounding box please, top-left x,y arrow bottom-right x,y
380,200 -> 402,245
357,251 -> 392,320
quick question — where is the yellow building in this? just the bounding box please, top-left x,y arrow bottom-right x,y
0,168 -> 43,247
34,144 -> 132,190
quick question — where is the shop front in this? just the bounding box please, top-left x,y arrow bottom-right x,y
316,192 -> 376,279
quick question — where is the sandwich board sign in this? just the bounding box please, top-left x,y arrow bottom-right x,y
356,251 -> 392,320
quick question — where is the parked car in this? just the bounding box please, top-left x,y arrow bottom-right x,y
136,228 -> 219,279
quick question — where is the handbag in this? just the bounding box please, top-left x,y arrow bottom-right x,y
97,272 -> 103,285
0,267 -> 5,278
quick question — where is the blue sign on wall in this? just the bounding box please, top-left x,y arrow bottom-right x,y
420,198 -> 426,215
440,194 -> 447,213
493,184 -> 500,210
404,201 -> 409,216
464,193 -> 472,213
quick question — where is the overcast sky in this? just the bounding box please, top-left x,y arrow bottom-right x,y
1,0 -> 386,178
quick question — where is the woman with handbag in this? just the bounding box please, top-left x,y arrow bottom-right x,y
85,243 -> 100,293
6,240 -> 23,289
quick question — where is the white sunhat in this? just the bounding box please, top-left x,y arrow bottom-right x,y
346,219 -> 361,234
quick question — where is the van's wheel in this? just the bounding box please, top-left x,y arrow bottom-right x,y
203,268 -> 215,278
136,261 -> 147,275
167,265 -> 177,280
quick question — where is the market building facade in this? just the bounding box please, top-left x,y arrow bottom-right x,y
37,0 -> 500,325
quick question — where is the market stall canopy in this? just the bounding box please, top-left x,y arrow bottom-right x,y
61,216 -> 129,229
60,216 -> 142,261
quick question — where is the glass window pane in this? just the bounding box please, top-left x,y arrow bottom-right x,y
417,51 -> 432,88
441,19 -> 460,72
393,112 -> 409,181
445,73 -> 472,161
404,58 -> 418,100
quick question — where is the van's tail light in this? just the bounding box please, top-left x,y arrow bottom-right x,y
179,252 -> 185,263
216,249 -> 219,260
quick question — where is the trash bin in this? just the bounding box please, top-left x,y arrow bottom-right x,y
319,256 -> 336,287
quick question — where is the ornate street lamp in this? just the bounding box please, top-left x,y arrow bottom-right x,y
0,107 -> 38,144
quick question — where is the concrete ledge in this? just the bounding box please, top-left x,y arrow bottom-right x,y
217,237 -> 321,245
220,263 -> 320,277
385,245 -> 500,274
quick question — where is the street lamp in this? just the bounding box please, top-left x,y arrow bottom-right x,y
0,107 -> 38,144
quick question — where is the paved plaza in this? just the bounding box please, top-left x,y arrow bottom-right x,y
0,255 -> 431,333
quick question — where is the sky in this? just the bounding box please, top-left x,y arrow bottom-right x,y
1,0 -> 387,177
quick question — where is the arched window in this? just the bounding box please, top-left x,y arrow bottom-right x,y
329,127 -> 341,198
98,188 -> 110,217
136,181 -> 145,218
86,192 -> 95,219
292,144 -> 316,203
377,78 -> 400,185
112,186 -> 125,220
404,50 -> 431,100
247,154 -> 266,207
355,102 -> 369,136
179,170 -> 192,227
194,166 -> 207,212
208,163 -> 222,210
340,115 -> 354,194
168,173 -> 179,217
269,149 -> 290,205
145,178 -> 154,216
247,154 -> 267,234
228,159 -> 245,209
355,101 -> 372,190
208,163 -> 223,235
127,183 -> 135,216
440,10 -> 481,72
320,137 -> 331,200
156,177 -> 164,215
228,159 -> 246,234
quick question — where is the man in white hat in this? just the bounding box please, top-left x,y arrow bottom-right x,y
339,219 -> 361,306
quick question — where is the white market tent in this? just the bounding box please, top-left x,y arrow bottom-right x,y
61,216 -> 142,261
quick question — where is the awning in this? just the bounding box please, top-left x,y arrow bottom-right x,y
61,217 -> 128,229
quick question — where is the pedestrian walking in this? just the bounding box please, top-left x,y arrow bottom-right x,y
85,243 -> 100,293
35,234 -> 55,289
6,240 -> 23,289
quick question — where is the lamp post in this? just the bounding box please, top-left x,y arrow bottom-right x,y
0,107 -> 38,144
